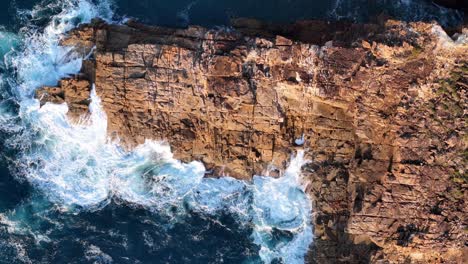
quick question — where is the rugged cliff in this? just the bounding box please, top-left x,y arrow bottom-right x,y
36,18 -> 467,263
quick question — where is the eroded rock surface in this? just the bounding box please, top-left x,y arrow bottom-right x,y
37,18 -> 467,263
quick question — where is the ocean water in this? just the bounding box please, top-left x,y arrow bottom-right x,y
0,0 -> 463,263
112,0 -> 464,27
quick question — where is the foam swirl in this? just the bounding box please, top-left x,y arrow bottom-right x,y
0,1 -> 313,263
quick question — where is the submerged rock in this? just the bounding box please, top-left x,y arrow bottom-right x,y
36,18 -> 467,263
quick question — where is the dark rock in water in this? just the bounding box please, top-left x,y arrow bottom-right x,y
36,17 -> 468,263
432,0 -> 468,25
432,0 -> 468,10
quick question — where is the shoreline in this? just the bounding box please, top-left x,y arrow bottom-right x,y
33,16 -> 468,262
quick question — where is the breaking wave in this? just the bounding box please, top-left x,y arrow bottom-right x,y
0,0 -> 312,263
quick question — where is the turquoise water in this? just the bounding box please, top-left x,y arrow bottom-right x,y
0,0 -> 463,263
0,1 -> 313,263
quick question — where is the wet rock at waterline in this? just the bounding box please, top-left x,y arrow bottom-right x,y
0,1 -> 312,263
34,15 -> 468,263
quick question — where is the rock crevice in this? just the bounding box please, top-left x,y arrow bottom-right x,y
37,18 -> 467,263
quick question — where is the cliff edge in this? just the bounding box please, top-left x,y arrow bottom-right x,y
36,18 -> 467,263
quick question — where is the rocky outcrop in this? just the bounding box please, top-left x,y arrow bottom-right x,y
37,18 -> 467,263
36,78 -> 91,119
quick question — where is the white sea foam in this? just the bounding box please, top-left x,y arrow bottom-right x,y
85,244 -> 114,264
12,0 -> 113,99
251,151 -> 312,264
0,238 -> 32,264
432,24 -> 468,47
0,31 -> 19,65
177,1 -> 198,26
0,0 -> 314,262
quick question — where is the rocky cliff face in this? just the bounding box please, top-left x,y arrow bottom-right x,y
36,18 -> 467,263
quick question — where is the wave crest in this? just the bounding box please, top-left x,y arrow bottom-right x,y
0,0 -> 313,263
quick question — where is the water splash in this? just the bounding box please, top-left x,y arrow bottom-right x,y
176,1 -> 198,26
0,0 -> 313,262
251,151 -> 312,263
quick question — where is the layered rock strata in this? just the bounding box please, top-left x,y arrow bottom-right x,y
36,18 -> 467,263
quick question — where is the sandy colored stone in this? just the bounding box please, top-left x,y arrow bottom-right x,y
36,18 -> 468,263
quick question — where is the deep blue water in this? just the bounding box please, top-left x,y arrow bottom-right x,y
0,0 -> 464,263
0,0 -> 464,29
